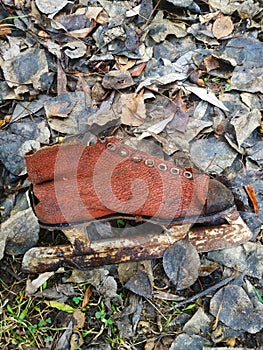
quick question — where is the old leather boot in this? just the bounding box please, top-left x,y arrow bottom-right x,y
25,137 -> 235,228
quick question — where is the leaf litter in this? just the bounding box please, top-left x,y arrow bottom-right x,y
0,0 -> 262,349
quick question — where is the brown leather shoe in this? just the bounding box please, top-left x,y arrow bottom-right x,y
25,137 -> 235,228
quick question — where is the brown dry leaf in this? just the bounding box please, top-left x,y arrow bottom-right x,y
144,338 -> 155,350
57,61 -> 67,95
91,82 -> 105,102
204,55 -> 220,72
102,70 -> 134,89
85,6 -> 104,21
188,69 -> 205,86
47,100 -> 74,118
70,332 -> 84,350
72,310 -> 85,330
118,60 -> 136,71
38,30 -> 50,38
120,90 -> 146,126
244,183 -> 259,214
96,10 -> 109,25
25,272 -> 55,296
212,15 -> 234,39
76,76 -> 92,95
166,94 -> 189,133
118,262 -> 140,284
199,11 -> 220,24
81,285 -> 92,308
0,24 -> 12,36
130,62 -> 147,77
125,270 -> 153,298
68,21 -> 96,39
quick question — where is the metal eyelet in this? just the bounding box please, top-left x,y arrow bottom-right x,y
183,171 -> 193,179
170,167 -> 180,175
106,142 -> 117,151
131,154 -> 142,162
99,136 -> 106,143
118,147 -> 129,157
158,163 -> 167,171
145,159 -> 155,167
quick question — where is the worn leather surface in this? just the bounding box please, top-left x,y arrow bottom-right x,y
25,137 -> 232,226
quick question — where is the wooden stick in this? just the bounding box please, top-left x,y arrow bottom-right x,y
22,210 -> 252,273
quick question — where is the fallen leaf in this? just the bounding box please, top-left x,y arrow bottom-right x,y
244,184 -> 259,214
199,11 -> 220,24
47,100 -> 75,118
70,332 -> 84,349
45,300 -> 75,313
207,242 -> 263,279
210,281 -> 263,333
130,62 -> 147,77
25,272 -> 55,295
117,59 -> 135,71
138,114 -> 174,139
81,285 -> 92,308
163,240 -> 200,290
0,24 -> 12,36
212,15 -> 234,39
35,0 -> 69,14
63,40 -> 87,59
188,69 -> 205,86
0,207 -> 39,259
136,71 -> 187,93
72,310 -> 85,330
85,6 -> 104,20
1,48 -> 49,88
184,85 -> 229,111
166,94 -> 189,133
125,270 -> 152,298
204,55 -> 220,72
230,109 -> 261,147
68,21 -> 96,39
57,61 -> 67,95
102,70 -> 134,90
55,320 -> 73,350
120,91 -> 146,126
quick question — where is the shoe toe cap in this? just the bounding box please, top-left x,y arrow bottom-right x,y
205,179 -> 234,215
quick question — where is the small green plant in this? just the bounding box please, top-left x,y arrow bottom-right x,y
211,76 -> 221,83
116,219 -> 126,228
0,292 -> 57,349
253,286 -> 263,304
40,281 -> 48,291
164,302 -> 197,328
95,302 -> 114,327
73,296 -> 82,305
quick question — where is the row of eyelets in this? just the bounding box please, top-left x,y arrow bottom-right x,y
118,147 -> 129,157
184,171 -> 193,179
106,141 -> 192,178
145,159 -> 154,167
106,142 -> 116,151
131,154 -> 142,163
170,167 -> 180,175
158,163 -> 167,171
